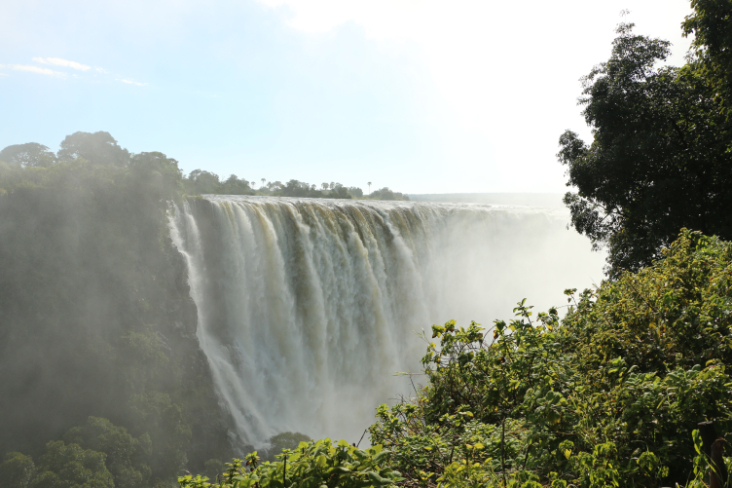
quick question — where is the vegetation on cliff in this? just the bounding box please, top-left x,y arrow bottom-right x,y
0,132 -> 235,487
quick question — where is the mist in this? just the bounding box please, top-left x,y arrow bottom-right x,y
0,131 -> 605,486
170,195 -> 605,447
0,133 -> 235,484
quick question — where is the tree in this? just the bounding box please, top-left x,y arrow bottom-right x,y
220,175 -> 252,195
283,179 -> 310,197
267,180 -> 283,191
30,441 -> 114,488
129,152 -> 185,205
58,131 -> 130,166
0,452 -> 35,488
185,169 -> 221,195
371,187 -> 395,200
0,143 -> 56,168
558,22 -> 732,277
329,184 -> 351,199
682,0 -> 732,115
63,417 -> 152,488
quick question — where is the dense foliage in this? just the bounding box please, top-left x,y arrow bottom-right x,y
370,230 -> 732,487
558,1 -> 732,277
0,132 -> 236,487
683,0 -> 732,116
179,441 -> 403,488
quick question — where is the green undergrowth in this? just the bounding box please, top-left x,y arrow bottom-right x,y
184,230 -> 732,487
180,441 -> 402,488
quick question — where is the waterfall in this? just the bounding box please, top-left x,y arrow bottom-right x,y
168,196 -> 605,448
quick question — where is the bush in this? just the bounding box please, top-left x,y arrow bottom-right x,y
368,229 -> 732,487
178,440 -> 401,488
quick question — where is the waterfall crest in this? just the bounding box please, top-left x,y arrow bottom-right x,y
169,196 -> 605,447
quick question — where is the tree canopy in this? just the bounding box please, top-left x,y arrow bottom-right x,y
558,7 -> 732,277
58,131 -> 131,167
683,0 -> 732,115
0,143 -> 56,168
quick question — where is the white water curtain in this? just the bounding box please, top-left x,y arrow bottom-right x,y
169,197 -> 605,448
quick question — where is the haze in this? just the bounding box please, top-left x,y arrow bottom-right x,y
1,0 -> 691,194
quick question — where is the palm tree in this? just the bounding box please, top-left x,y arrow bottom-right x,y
367,182 -> 372,195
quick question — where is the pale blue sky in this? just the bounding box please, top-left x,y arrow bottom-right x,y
1,0 -> 693,193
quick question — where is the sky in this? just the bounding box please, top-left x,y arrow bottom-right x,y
1,0 -> 693,194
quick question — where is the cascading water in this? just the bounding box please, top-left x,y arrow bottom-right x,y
168,196 -> 605,448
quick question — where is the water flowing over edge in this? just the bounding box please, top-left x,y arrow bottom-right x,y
168,196 -> 606,448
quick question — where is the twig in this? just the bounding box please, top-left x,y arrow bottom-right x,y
409,375 -> 419,397
522,439 -> 534,471
356,429 -> 367,448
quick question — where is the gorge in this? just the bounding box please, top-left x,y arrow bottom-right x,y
169,196 -> 605,448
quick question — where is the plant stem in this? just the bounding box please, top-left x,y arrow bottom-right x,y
501,417 -> 507,487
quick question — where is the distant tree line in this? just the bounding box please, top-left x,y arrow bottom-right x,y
183,169 -> 410,201
0,138 -> 410,202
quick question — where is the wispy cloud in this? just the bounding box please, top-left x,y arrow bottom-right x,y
11,64 -> 66,77
120,78 -> 148,86
3,57 -> 147,85
33,57 -> 91,71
